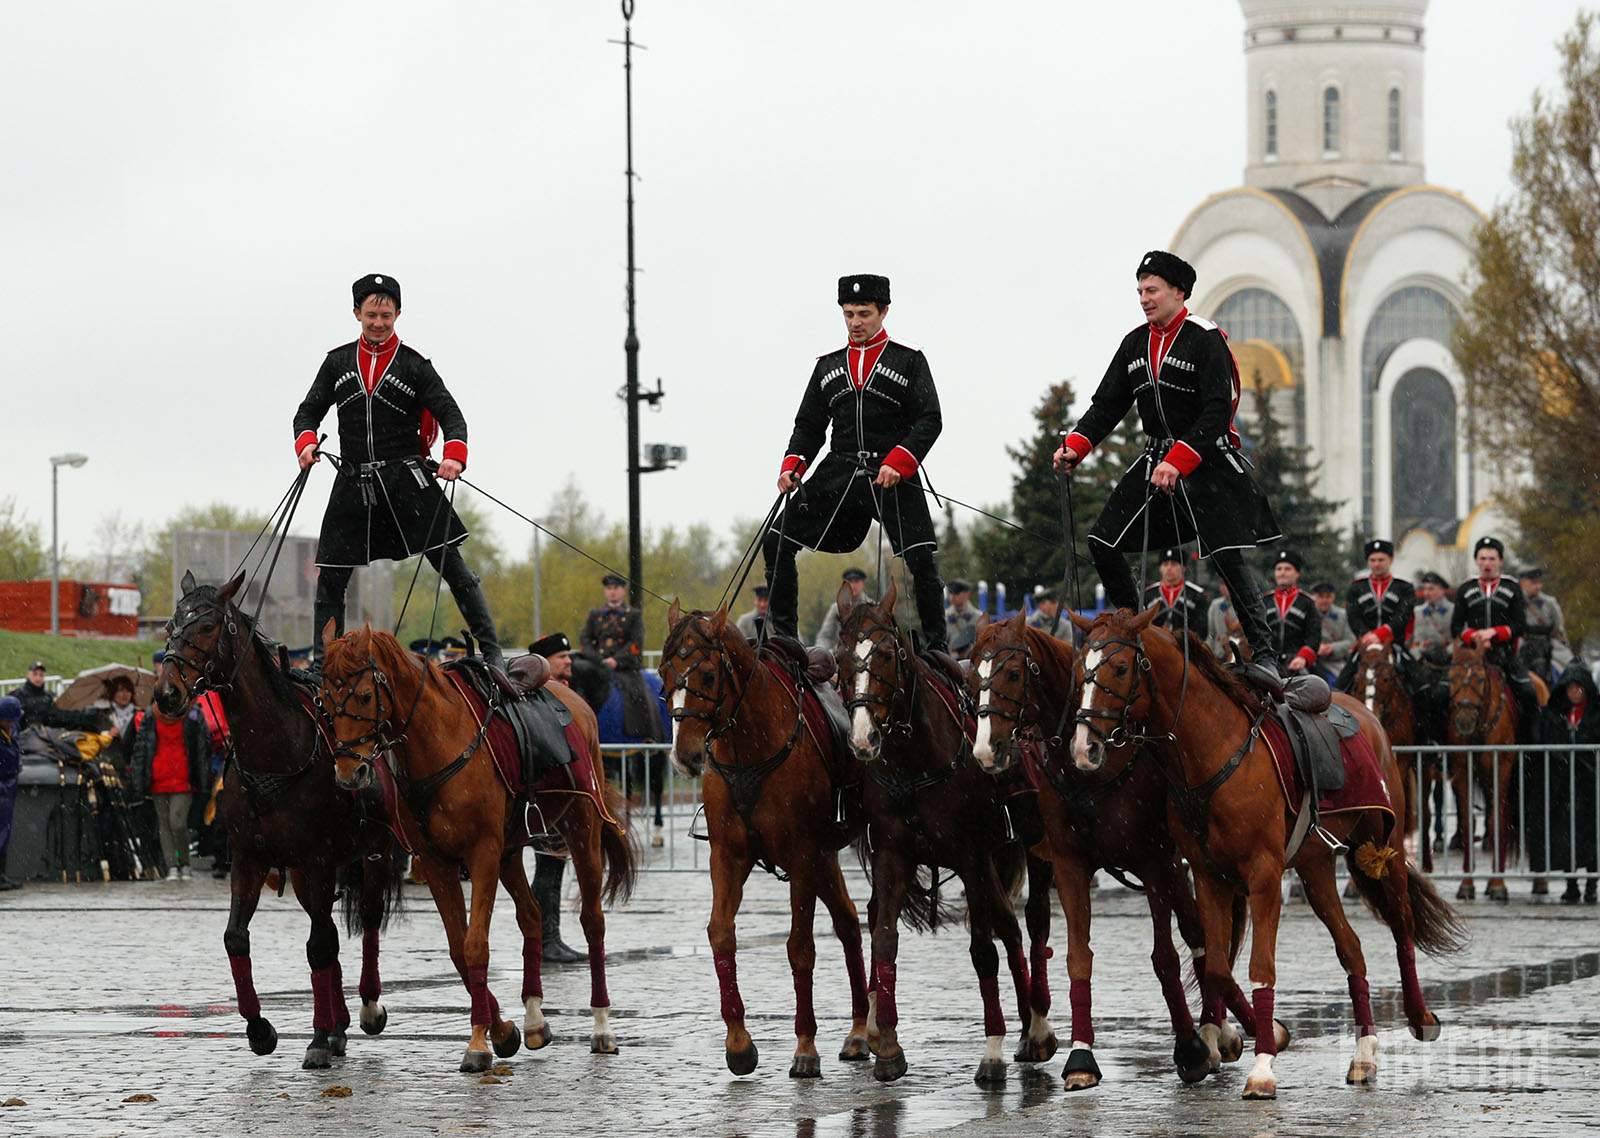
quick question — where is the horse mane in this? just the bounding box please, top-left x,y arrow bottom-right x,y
1135,620 -> 1263,716
184,584 -> 313,705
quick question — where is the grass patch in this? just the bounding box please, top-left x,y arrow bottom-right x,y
0,629 -> 165,683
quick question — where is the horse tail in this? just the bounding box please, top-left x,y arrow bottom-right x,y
1344,847 -> 1469,958
340,839 -> 408,937
597,782 -> 641,907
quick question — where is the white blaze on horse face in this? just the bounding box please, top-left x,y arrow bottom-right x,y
851,637 -> 875,748
670,687 -> 686,745
972,659 -> 995,766
1364,662 -> 1377,712
1072,647 -> 1104,762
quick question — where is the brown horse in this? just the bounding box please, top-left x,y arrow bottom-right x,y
658,601 -> 872,1079
837,582 -> 1054,1086
155,571 -> 405,1069
318,624 -> 636,1072
1070,607 -> 1463,1100
1444,641 -> 1520,901
1349,642 -> 1440,874
968,612 -> 1267,1090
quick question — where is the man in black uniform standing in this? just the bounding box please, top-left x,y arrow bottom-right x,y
762,275 -> 948,653
295,274 -> 502,668
1262,550 -> 1322,672
1450,537 -> 1539,743
1054,252 -> 1281,668
1142,548 -> 1209,638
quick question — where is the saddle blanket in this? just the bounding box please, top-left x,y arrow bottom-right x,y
760,657 -> 856,784
1260,715 -> 1394,821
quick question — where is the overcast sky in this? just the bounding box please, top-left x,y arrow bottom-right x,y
3,1 -> 1588,577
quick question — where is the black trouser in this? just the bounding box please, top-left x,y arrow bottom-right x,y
1092,542 -> 1274,664
315,544 -> 502,668
761,534 -> 948,653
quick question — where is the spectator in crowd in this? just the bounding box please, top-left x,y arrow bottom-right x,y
523,631 -> 588,964
1142,548 -> 1208,638
582,573 -> 662,747
1311,582 -> 1355,684
735,586 -> 770,642
130,699 -> 211,881
105,676 -> 140,741
944,580 -> 987,660
1528,662 -> 1598,904
8,661 -> 99,732
1207,581 -> 1240,661
1408,572 -> 1455,661
194,686 -> 231,879
814,567 -> 872,652
1519,568 -> 1573,682
1028,589 -> 1073,643
0,696 -> 22,891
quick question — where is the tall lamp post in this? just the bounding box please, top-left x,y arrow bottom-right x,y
49,453 -> 89,636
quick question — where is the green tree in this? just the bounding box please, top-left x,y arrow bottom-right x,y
1241,380 -> 1344,582
140,503 -> 270,618
1454,12 -> 1600,643
0,497 -> 47,581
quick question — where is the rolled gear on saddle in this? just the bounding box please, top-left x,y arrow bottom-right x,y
762,273 -> 949,654
1062,251 -> 1281,667
1448,537 -> 1538,744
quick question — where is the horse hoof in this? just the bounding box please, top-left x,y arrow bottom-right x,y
1273,1019 -> 1292,1052
1487,882 -> 1510,903
302,1047 -> 332,1071
1410,1014 -> 1443,1043
974,1059 -> 1007,1087
872,1051 -> 908,1083
789,1054 -> 822,1079
1174,1034 -> 1211,1083
1242,1076 -> 1277,1100
1347,1060 -> 1378,1085
525,1022 -> 553,1051
1014,1033 -> 1059,1063
460,1048 -> 492,1074
360,1001 -> 388,1036
591,1033 -> 619,1055
328,1030 -> 348,1058
245,1017 -> 278,1056
837,1035 -> 871,1062
1062,1047 -> 1102,1092
1218,1027 -> 1245,1064
492,1022 -> 522,1060
725,1042 -> 759,1076
1456,880 -> 1476,901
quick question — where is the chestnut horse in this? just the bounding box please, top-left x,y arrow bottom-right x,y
1349,642 -> 1440,874
1070,607 -> 1463,1100
837,583 -> 1055,1086
968,612 -> 1267,1090
155,571 -> 404,1069
318,625 -> 636,1072
1444,641 -> 1520,901
658,601 -> 872,1079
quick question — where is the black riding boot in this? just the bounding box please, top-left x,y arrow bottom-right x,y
1209,549 -> 1276,670
532,854 -> 586,964
433,547 -> 504,670
312,567 -> 353,668
760,531 -> 801,640
1089,541 -> 1141,610
904,546 -> 948,653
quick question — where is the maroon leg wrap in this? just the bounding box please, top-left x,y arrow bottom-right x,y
1251,987 -> 1277,1056
793,969 -> 817,1039
1029,941 -> 1052,1014
522,942 -> 543,1003
229,954 -> 261,1020
979,972 -> 1005,1037
1348,974 -> 1376,1036
845,942 -> 870,1019
1398,941 -> 1426,1022
1225,981 -> 1257,1036
714,951 -> 745,1026
310,966 -> 336,1032
330,962 -> 350,1030
467,964 -> 493,1027
589,939 -> 610,1009
359,929 -> 381,1004
873,961 -> 898,1032
1068,978 -> 1094,1046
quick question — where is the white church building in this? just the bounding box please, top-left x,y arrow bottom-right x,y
1173,0 -> 1513,579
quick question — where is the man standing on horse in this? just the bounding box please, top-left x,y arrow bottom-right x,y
1261,550 -> 1321,672
1053,251 -> 1281,668
762,275 -> 949,654
1142,547 -> 1208,638
294,274 -> 503,668
1449,537 -> 1539,744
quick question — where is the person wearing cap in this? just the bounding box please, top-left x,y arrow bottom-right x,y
1053,251 -> 1281,671
1309,583 -> 1355,685
7,661 -> 98,732
1261,550 -> 1321,672
582,574 -> 664,747
813,568 -> 874,653
520,631 -> 591,963
1449,537 -> 1538,743
762,275 -> 950,654
1408,572 -> 1455,661
1518,568 -> 1572,682
293,273 -> 502,669
0,696 -> 22,890
944,580 -> 988,660
735,585 -> 771,643
1027,589 -> 1074,644
1142,547 -> 1209,638
1334,539 -> 1418,695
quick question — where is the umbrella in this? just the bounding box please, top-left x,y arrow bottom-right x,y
55,664 -> 158,710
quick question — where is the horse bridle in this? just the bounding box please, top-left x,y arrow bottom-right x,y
161,596 -> 244,700
320,656 -> 404,766
842,614 -> 918,740
1449,653 -> 1505,738
974,643 -> 1049,743
1075,634 -> 1174,750
665,620 -> 750,748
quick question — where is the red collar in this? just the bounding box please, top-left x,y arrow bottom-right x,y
1160,582 -> 1184,605
847,328 -> 889,389
848,328 -> 889,351
1274,585 -> 1299,614
1480,577 -> 1501,595
1371,574 -> 1391,598
1149,307 -> 1188,336
358,334 -> 401,394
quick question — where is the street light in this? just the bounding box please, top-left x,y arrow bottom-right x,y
49,453 -> 89,636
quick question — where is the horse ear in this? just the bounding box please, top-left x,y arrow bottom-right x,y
709,606 -> 728,634
881,577 -> 899,613
668,597 -> 682,627
217,570 -> 246,605
1010,609 -> 1028,629
1069,610 -> 1095,633
1130,605 -> 1161,633
180,569 -> 197,595
836,581 -> 854,619
320,618 -> 339,652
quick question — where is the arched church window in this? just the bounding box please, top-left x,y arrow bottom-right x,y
1390,369 -> 1457,535
1323,87 -> 1341,155
1212,287 -> 1305,445
1387,88 -> 1402,156
1265,90 -> 1278,158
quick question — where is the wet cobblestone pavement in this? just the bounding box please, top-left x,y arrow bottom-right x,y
2,851 -> 1595,1137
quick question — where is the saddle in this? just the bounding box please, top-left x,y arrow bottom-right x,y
761,636 -> 852,761
448,657 -> 575,786
1234,663 -> 1354,797
922,649 -> 970,693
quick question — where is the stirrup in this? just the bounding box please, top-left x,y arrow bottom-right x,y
523,799 -> 554,840
688,803 -> 710,843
